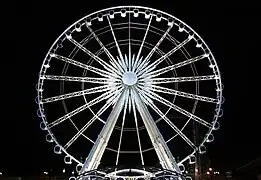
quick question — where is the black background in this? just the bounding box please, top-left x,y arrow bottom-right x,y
5,0 -> 260,177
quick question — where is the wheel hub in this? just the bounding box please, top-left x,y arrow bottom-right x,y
122,71 -> 138,86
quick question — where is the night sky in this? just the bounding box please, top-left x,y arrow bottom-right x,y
6,0 -> 260,177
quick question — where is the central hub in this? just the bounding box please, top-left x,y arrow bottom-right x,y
122,71 -> 138,86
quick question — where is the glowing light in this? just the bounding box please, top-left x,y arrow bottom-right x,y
185,171 -> 188,173
207,172 -> 210,175
63,168 -> 65,173
0,172 -> 2,175
44,172 -> 48,175
122,71 -> 138,86
72,171 -> 75,175
195,168 -> 198,173
209,168 -> 212,171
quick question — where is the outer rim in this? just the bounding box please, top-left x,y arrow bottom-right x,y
36,5 -> 223,168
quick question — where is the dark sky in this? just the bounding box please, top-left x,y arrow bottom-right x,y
6,0 -> 260,177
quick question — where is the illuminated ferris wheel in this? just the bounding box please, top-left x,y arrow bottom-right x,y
36,6 -> 224,180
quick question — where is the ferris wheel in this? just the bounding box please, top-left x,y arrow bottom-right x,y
36,6 -> 224,180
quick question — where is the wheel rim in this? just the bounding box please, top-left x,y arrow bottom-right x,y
36,6 -> 223,178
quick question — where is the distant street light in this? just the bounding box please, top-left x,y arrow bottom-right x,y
72,171 -> 75,175
209,168 -> 212,171
44,171 -> 48,175
63,168 -> 66,173
207,171 -> 210,175
0,172 -> 2,175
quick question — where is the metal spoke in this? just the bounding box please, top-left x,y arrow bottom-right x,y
128,53 -> 131,71
128,89 -> 132,113
131,54 -> 136,69
138,36 -> 193,76
47,88 -> 122,129
128,9 -> 131,68
86,25 -> 123,75
138,90 -> 197,150
107,16 -> 124,62
125,54 -> 129,70
115,55 -> 126,73
131,89 -> 145,165
115,90 -> 129,166
132,16 -> 153,72
51,54 -> 116,78
115,56 -> 126,73
140,88 -> 212,128
42,84 -> 118,103
121,55 -> 128,71
64,91 -> 122,150
81,88 -> 127,172
126,54 -> 131,71
41,75 -> 120,84
147,85 -> 218,103
135,58 -> 149,75
140,54 -> 208,79
67,36 -> 120,76
136,26 -> 173,72
144,75 -> 219,84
